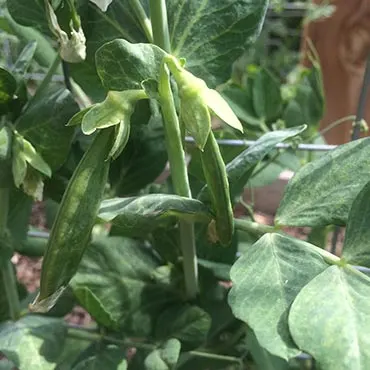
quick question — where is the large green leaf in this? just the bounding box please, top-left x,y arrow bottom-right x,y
0,315 -> 67,370
71,236 -> 179,335
96,39 -> 166,91
228,233 -> 331,360
342,181 -> 370,267
155,304 -> 211,350
71,1 -> 148,100
98,194 -> 211,237
276,138 -> 370,227
144,339 -> 181,370
289,265 -> 370,370
168,0 -> 268,88
72,344 -> 127,370
16,87 -> 79,171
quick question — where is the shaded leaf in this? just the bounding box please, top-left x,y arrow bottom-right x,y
98,194 -> 211,237
289,265 -> 370,370
16,87 -> 79,171
144,339 -> 181,370
71,236 -> 178,335
155,305 -> 211,350
228,233 -> 331,360
0,68 -> 16,115
109,113 -> 167,196
342,180 -> 370,266
72,344 -> 127,370
252,68 -> 283,122
12,41 -> 37,76
276,138 -> 370,227
0,315 -> 66,370
168,0 -> 269,88
247,328 -> 290,370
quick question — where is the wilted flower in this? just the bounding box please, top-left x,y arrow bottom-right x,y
45,1 -> 86,63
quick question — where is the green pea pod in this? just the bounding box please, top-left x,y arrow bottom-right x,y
200,131 -> 233,246
30,128 -> 113,312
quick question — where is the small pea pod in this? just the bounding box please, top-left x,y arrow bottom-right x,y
199,131 -> 233,246
30,128 -> 113,312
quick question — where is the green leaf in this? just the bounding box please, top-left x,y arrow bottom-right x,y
0,68 -> 16,115
72,344 -> 127,370
276,138 -> 370,227
12,41 -> 37,76
7,186 -> 32,242
0,315 -> 67,370
252,68 -> 283,122
0,126 -> 12,187
16,87 -> 79,171
228,233 -> 331,360
289,265 -> 370,370
168,0 -> 269,88
198,126 -> 305,201
226,126 -> 306,197
144,339 -> 181,370
342,181 -> 370,266
96,40 -> 167,91
7,0 -> 48,31
22,138 -> 52,177
155,305 -> 211,350
98,194 -> 211,237
247,329 -> 290,370
11,143 -> 27,188
66,107 -> 93,127
71,236 -> 178,335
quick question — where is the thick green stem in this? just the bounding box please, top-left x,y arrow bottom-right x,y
159,63 -> 198,299
149,0 -> 171,52
25,53 -> 61,110
234,218 -> 279,236
129,0 -> 153,42
0,188 -> 21,320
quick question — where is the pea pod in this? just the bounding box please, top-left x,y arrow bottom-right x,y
30,128 -> 113,312
199,131 -> 233,246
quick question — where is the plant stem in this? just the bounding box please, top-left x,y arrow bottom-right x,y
309,115 -> 356,142
25,53 -> 61,110
234,218 -> 279,236
149,0 -> 171,52
0,188 -> 21,320
158,62 -> 198,299
129,0 -> 153,42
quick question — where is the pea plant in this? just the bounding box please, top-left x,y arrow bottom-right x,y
0,0 -> 370,369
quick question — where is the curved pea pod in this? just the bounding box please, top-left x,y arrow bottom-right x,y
30,128 -> 113,312
199,131 -> 234,246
